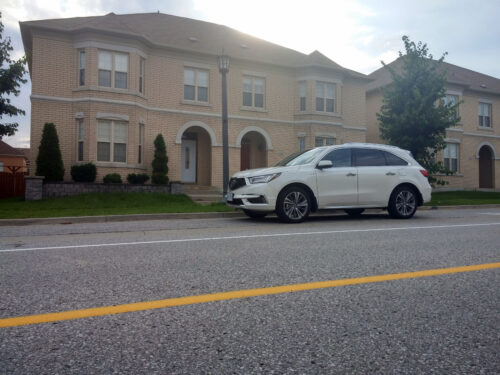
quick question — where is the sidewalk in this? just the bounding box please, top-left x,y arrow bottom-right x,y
1,205 -> 499,226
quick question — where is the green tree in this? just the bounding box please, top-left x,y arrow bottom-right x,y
36,123 -> 64,181
377,36 -> 460,183
152,133 -> 169,184
0,12 -> 27,139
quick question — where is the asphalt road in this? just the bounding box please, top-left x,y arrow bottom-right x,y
0,208 -> 499,374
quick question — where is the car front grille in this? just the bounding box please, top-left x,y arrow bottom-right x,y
229,177 -> 246,191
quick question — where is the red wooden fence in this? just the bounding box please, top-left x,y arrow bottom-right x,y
0,171 -> 27,199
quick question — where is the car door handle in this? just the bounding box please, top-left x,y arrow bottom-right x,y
346,172 -> 357,177
386,172 -> 396,176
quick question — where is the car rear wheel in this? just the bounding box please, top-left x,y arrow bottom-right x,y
388,186 -> 417,219
276,186 -> 310,223
242,209 -> 268,219
344,208 -> 365,216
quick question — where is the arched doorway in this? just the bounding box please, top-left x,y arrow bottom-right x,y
180,126 -> 212,185
478,145 -> 494,188
239,131 -> 267,171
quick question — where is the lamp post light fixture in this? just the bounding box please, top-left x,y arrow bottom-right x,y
217,53 -> 230,202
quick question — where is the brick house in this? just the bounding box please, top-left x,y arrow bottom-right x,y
366,58 -> 500,189
0,140 -> 28,173
20,12 -> 370,189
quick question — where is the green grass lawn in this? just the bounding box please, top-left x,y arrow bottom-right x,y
0,191 -> 499,220
425,191 -> 500,206
0,193 -> 235,219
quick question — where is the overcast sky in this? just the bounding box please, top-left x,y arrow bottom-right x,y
2,0 -> 500,148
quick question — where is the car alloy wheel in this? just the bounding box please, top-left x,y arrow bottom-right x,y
389,186 -> 417,219
277,186 -> 310,223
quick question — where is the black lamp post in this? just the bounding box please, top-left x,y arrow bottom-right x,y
217,54 -> 230,201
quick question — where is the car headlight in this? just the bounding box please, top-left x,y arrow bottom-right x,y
247,173 -> 281,184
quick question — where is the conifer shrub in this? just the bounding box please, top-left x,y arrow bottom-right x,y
35,122 -> 64,181
152,133 -> 168,185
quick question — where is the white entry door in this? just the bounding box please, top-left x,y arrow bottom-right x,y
181,139 -> 197,183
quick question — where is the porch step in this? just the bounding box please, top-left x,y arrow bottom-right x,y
184,185 -> 223,205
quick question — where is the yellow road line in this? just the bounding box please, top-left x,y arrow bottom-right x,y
1,262 -> 499,328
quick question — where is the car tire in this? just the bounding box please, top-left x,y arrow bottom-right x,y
388,185 -> 418,219
242,209 -> 268,219
344,208 -> 365,216
276,186 -> 311,223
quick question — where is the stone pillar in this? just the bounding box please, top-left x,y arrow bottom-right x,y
25,176 -> 45,201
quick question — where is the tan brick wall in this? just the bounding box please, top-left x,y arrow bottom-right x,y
366,86 -> 500,189
28,29 -> 369,188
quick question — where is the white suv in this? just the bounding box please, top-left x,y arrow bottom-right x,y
226,143 -> 432,223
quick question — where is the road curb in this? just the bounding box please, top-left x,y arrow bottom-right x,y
0,211 -> 245,226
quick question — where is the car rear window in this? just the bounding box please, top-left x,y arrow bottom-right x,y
383,151 -> 408,166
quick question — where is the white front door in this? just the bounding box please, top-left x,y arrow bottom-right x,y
181,139 -> 197,183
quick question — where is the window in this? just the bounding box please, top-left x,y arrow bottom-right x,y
98,51 -> 128,89
444,143 -> 458,172
77,119 -> 84,161
79,51 -> 86,86
298,136 -> 306,152
383,151 -> 408,166
322,148 -> 352,168
299,82 -> 306,111
315,137 -> 335,147
353,148 -> 386,167
97,120 -> 128,163
184,69 -> 208,102
316,82 -> 335,112
444,94 -> 459,120
139,57 -> 145,94
479,103 -> 492,127
243,76 -> 265,108
138,124 -> 144,164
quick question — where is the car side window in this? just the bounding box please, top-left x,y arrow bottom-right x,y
322,148 -> 351,167
353,148 -> 386,167
383,151 -> 408,166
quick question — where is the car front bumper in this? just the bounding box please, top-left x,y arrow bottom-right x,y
226,183 -> 279,212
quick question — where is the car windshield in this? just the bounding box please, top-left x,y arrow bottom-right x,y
274,148 -> 326,167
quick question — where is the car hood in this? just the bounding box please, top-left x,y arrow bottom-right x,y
231,166 -> 295,178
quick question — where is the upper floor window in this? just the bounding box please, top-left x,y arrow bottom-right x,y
184,68 -> 209,102
444,94 -> 459,120
315,136 -> 335,147
97,120 -> 128,163
478,102 -> 492,127
98,51 -> 128,89
243,76 -> 265,108
444,143 -> 458,172
77,119 -> 84,161
79,51 -> 86,86
299,81 -> 306,111
316,82 -> 335,112
139,57 -> 145,94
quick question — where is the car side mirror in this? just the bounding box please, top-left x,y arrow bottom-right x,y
317,160 -> 333,169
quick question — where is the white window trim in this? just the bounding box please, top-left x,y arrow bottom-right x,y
184,68 -> 210,103
77,119 -> 84,162
242,75 -> 266,109
478,101 -> 492,128
97,120 -> 128,164
443,143 -> 459,173
79,50 -> 86,86
98,50 -> 129,89
315,81 -> 337,113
